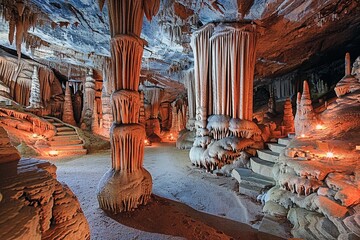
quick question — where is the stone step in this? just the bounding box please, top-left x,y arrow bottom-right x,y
49,139 -> 83,146
56,126 -> 74,132
288,133 -> 295,139
56,149 -> 87,156
44,117 -> 55,123
250,157 -> 275,179
56,131 -> 77,136
50,144 -> 85,150
257,149 -> 279,163
267,143 -> 286,154
258,215 -> 291,239
52,135 -> 80,141
278,137 -> 292,146
231,168 -> 275,189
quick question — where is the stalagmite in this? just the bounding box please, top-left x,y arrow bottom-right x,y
334,53 -> 360,97
282,98 -> 295,134
97,0 -> 160,213
27,65 -> 42,109
73,90 -> 83,123
62,82 -> 76,126
294,81 -> 316,135
81,69 -> 96,130
185,69 -> 196,130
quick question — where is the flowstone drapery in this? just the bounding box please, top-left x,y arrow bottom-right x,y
189,23 -> 258,171
97,0 -> 160,213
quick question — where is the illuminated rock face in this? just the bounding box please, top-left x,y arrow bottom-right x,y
189,23 -> 259,171
282,98 -> 295,135
265,90 -> 360,239
0,127 -> 90,240
97,0 -> 160,213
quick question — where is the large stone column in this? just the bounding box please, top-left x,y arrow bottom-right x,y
97,0 -> 160,213
210,24 -> 257,120
62,82 -> 76,126
28,65 -> 43,109
81,69 -> 96,130
185,69 -> 196,130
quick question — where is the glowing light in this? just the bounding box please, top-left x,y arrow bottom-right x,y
32,133 -> 38,138
326,152 -> 334,158
144,139 -> 151,146
49,150 -> 59,157
300,134 -> 306,138
316,124 -> 325,130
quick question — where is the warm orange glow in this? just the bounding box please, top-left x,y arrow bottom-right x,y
32,133 -> 38,138
49,150 -> 59,157
326,152 -> 334,158
144,139 -> 151,146
300,134 -> 306,138
316,124 -> 325,130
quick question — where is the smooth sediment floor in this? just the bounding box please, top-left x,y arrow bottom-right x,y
53,143 -> 281,240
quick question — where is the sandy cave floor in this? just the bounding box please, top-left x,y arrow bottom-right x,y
51,143 -> 282,240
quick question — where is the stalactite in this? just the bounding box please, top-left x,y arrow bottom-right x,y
8,18 -> 15,45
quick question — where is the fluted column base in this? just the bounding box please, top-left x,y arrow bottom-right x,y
97,168 -> 152,213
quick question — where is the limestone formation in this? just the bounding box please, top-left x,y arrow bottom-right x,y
294,81 -> 316,136
62,82 -> 76,126
97,0 -> 160,213
334,53 -> 360,98
0,127 -> 90,239
352,56 -> 360,79
281,98 -> 295,134
185,69 -> 196,130
190,23 -> 258,170
81,69 -> 96,130
28,65 -> 42,109
73,90 -> 83,123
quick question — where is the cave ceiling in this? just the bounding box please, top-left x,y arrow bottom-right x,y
0,0 -> 360,87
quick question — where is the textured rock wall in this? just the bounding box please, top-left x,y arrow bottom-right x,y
0,127 -> 90,239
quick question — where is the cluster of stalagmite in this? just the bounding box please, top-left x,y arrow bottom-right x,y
189,22 -> 259,170
294,81 -> 316,135
334,53 -> 360,98
97,0 -> 160,213
61,82 -> 76,126
0,127 -> 90,239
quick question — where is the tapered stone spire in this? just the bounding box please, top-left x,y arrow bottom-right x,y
62,82 -> 76,126
28,65 -> 42,109
295,81 -> 316,135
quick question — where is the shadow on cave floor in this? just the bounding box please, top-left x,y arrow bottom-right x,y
106,195 -> 283,240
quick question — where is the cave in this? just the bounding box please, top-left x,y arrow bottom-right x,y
0,0 -> 359,239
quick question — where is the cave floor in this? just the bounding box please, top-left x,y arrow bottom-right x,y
53,143 -> 283,240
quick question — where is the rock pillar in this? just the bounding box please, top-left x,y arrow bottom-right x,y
28,65 -> 42,109
294,81 -> 316,135
185,69 -> 196,130
81,69 -> 96,130
97,0 -> 160,213
282,98 -> 294,134
62,82 -> 76,126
